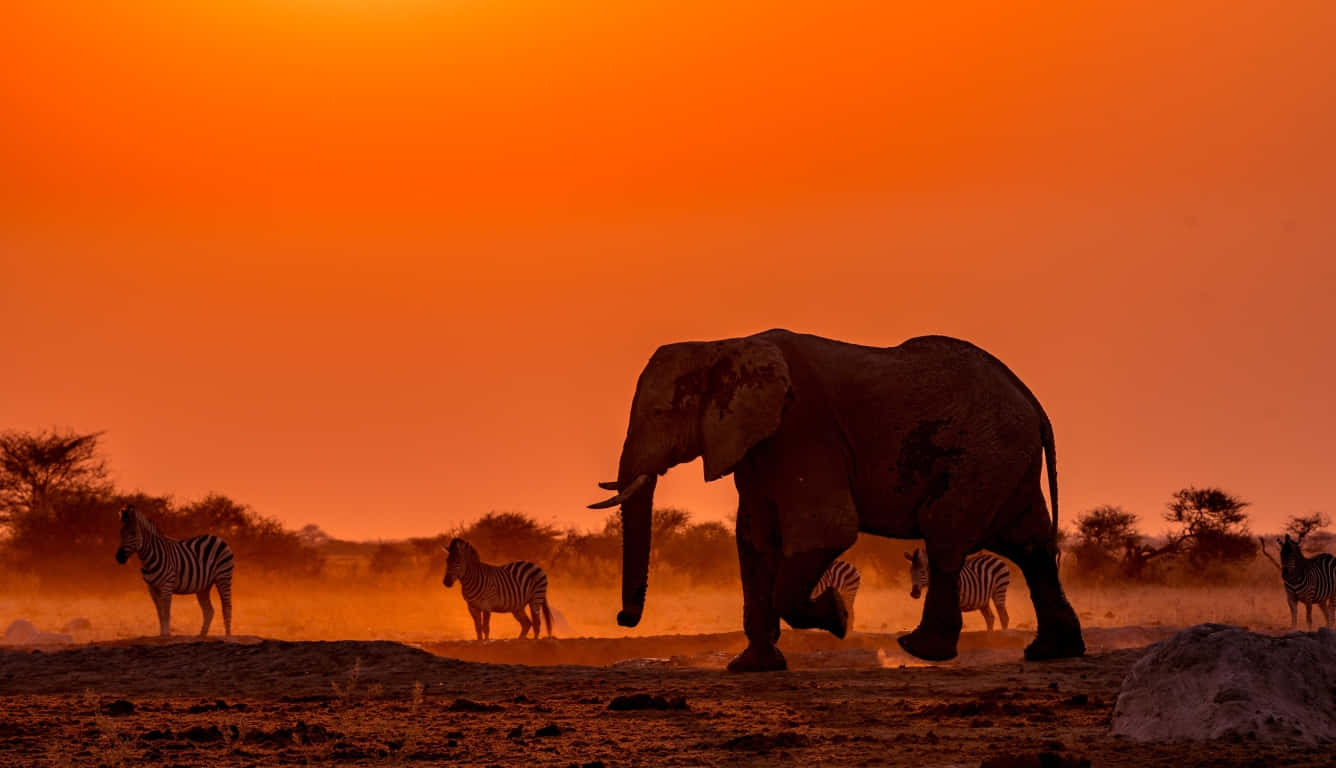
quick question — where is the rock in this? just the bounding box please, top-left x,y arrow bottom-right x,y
103,699 -> 135,716
62,617 -> 93,633
448,698 -> 504,712
535,723 -> 562,737
1111,623 -> 1336,743
2,619 -> 72,645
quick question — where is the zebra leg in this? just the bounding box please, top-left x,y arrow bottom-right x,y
995,597 -> 1010,631
529,602 -> 542,640
468,605 -> 484,641
1321,600 -> 1333,629
512,610 -> 532,639
1287,591 -> 1298,628
196,591 -> 214,637
152,588 -> 173,637
979,603 -> 995,632
1306,602 -> 1314,630
217,579 -> 233,637
483,611 -> 492,640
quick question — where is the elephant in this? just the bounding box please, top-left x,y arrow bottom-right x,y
589,329 -> 1084,672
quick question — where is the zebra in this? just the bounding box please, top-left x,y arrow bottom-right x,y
114,505 -> 234,637
904,548 -> 1010,631
442,538 -> 552,640
1279,534 -> 1336,629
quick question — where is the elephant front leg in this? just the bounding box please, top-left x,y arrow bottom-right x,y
773,548 -> 848,639
727,529 -> 786,673
898,561 -> 963,661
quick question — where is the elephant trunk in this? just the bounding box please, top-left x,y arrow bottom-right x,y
617,474 -> 657,627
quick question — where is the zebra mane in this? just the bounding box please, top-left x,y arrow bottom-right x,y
133,508 -> 160,537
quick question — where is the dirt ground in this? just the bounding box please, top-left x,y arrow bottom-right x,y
0,626 -> 1325,767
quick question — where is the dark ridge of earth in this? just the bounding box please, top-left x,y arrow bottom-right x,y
0,628 -> 1325,767
0,626 -> 1183,696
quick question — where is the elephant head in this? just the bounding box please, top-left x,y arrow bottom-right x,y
589,337 -> 791,628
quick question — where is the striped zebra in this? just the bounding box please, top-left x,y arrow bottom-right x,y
442,538 -> 553,640
1279,534 -> 1336,629
904,548 -> 1010,631
114,505 -> 234,637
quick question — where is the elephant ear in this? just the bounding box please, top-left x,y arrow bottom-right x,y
700,338 -> 791,482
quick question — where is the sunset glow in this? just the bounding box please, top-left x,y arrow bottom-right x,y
3,0 -> 1333,539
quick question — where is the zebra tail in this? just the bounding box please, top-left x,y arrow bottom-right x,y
541,602 -> 554,638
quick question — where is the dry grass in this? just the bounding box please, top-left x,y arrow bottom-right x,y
0,574 -> 1303,644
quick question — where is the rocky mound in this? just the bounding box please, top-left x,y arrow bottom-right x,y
3,619 -> 72,645
1111,623 -> 1336,743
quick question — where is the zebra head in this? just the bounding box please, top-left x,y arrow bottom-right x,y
443,538 -> 475,587
115,505 -> 140,564
904,548 -> 929,599
1280,534 -> 1302,578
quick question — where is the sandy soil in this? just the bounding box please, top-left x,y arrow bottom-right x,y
0,626 -> 1324,767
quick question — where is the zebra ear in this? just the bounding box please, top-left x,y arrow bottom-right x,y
441,543 -> 449,553
903,552 -> 913,561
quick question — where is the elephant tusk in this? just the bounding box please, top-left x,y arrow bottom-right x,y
597,480 -> 620,491
588,473 -> 650,509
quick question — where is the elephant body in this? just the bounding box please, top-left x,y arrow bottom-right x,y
592,329 -> 1084,671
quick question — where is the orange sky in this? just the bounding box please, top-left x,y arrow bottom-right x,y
2,1 -> 1333,540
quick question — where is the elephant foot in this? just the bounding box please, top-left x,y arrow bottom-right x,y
727,643 -> 788,673
897,628 -> 958,662
1024,628 -> 1086,661
820,588 -> 849,640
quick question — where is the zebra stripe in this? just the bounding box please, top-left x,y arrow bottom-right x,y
442,538 -> 552,640
905,549 -> 1011,631
812,559 -> 860,607
1280,535 -> 1336,629
115,505 -> 234,637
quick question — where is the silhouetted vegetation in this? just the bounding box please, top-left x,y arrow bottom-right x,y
0,430 -> 321,591
1284,512 -> 1331,548
1066,486 -> 1282,585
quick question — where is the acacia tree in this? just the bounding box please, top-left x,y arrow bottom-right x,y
1076,505 -> 1140,555
1163,486 -> 1255,564
1284,512 -> 1331,546
0,429 -> 110,531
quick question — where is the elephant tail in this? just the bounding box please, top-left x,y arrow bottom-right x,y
1039,405 -> 1059,541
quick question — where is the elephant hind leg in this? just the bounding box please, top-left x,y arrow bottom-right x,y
773,547 -> 849,639
993,538 -> 1083,660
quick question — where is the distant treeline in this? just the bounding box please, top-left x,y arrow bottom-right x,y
2,429 -> 1322,593
1062,489 -> 1331,586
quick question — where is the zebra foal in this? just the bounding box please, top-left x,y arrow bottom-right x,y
115,505 -> 234,637
1278,534 -> 1336,629
905,549 -> 1011,631
442,538 -> 553,640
